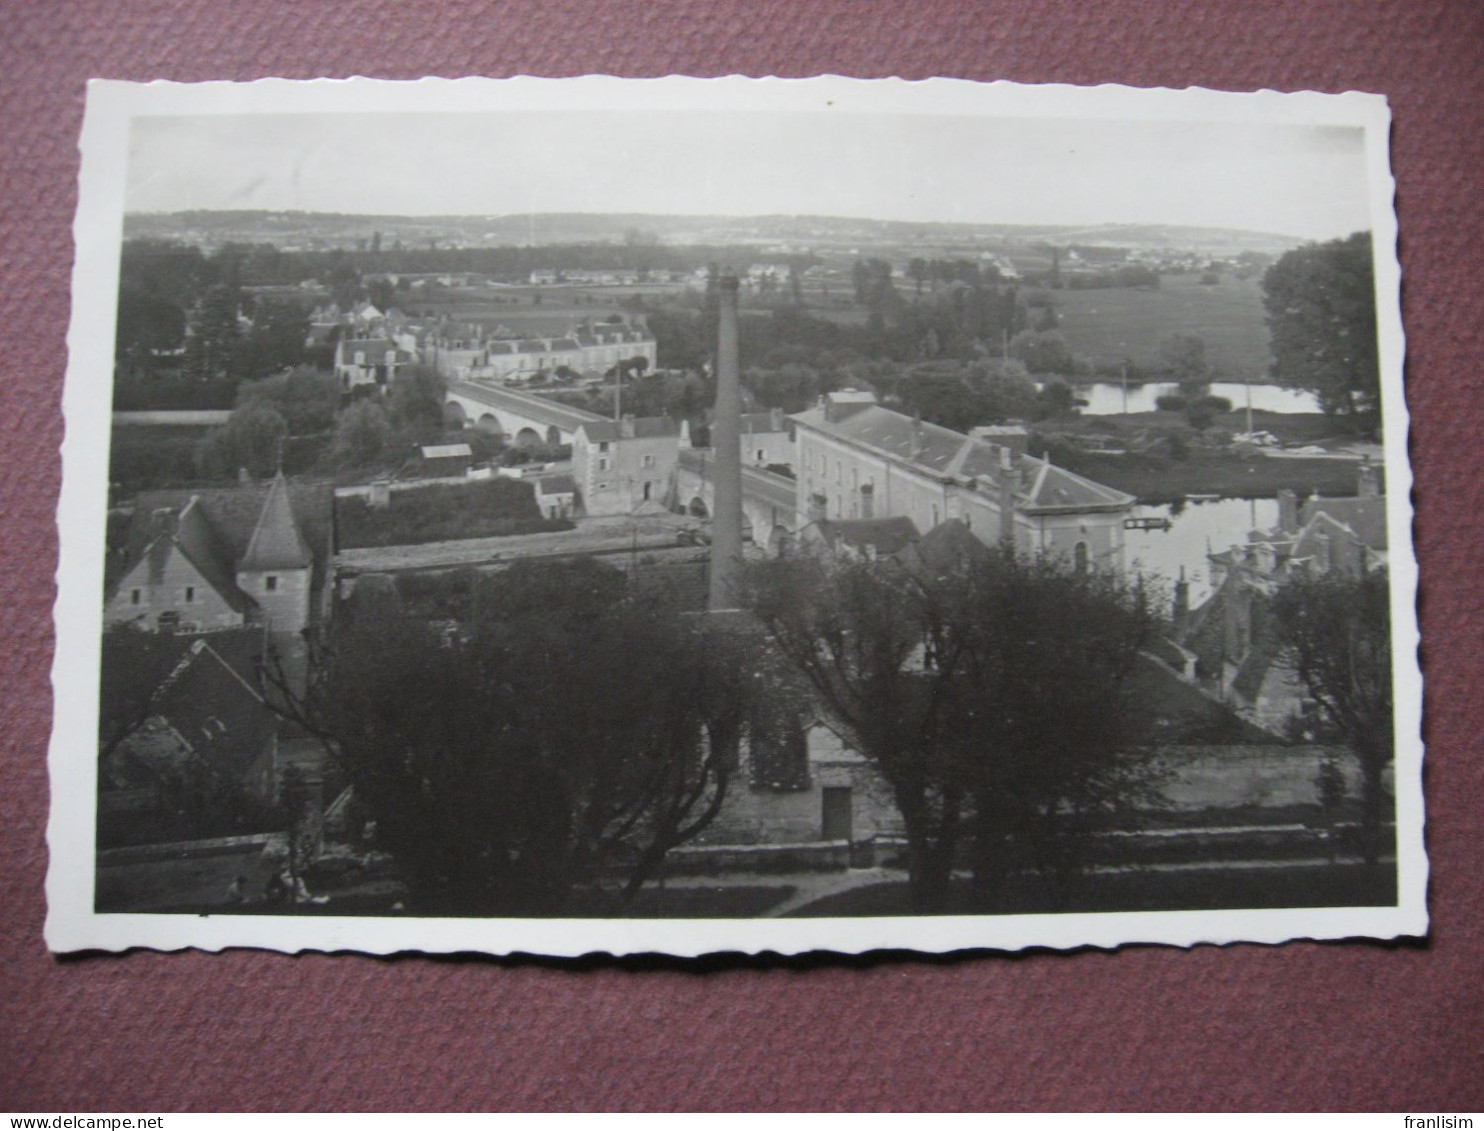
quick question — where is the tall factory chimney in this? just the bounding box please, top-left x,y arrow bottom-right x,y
708,274 -> 745,612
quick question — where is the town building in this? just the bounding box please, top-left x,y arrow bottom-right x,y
683,408 -> 794,472
424,321 -> 657,383
105,474 -> 334,643
333,336 -> 409,391
419,443 -> 474,478
1175,461 -> 1389,727
790,390 -> 1135,570
571,415 -> 680,516
102,632 -> 280,822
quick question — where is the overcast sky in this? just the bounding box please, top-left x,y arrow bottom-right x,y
126,111 -> 1371,240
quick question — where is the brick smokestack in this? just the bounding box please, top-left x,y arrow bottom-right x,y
709,275 -> 744,611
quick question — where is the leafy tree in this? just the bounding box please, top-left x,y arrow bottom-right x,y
182,284 -> 242,380
1160,332 -> 1212,391
387,364 -> 448,441
1262,231 -> 1380,417
196,403 -> 288,479
748,544 -> 1158,910
749,554 -> 967,910
237,366 -> 340,435
265,560 -> 758,914
329,399 -> 395,469
231,300 -> 309,380
1272,569 -> 1393,864
1010,329 -> 1076,375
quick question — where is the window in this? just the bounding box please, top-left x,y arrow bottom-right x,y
835,460 -> 842,484
597,482 -> 609,490
265,576 -> 279,592
130,589 -> 141,606
184,586 -> 195,603
1074,542 -> 1090,574
932,504 -> 941,527
642,454 -> 655,469
598,457 -> 610,471
598,441 -> 610,453
756,449 -> 766,463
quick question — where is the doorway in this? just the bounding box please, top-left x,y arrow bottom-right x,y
821,786 -> 853,842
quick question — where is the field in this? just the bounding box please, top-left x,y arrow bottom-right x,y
1053,273 -> 1271,379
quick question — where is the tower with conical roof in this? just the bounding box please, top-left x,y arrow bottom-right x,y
235,472 -> 314,636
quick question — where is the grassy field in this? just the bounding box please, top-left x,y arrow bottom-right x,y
1054,274 -> 1271,378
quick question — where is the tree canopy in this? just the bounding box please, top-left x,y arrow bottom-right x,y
269,560 -> 763,914
748,543 -> 1158,911
1262,232 -> 1380,417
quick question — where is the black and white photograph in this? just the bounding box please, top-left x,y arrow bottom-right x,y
47,76 -> 1423,956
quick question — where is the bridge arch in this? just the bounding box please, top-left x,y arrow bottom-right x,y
515,426 -> 542,448
476,412 -> 504,437
688,496 -> 709,518
444,401 -> 469,429
546,425 -> 562,446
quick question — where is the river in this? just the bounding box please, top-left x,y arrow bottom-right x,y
1123,496 -> 1280,606
1067,381 -> 1321,416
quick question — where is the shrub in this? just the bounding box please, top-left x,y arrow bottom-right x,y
1154,393 -> 1188,413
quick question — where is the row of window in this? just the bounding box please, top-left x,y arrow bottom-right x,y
126,575 -> 280,606
594,454 -> 657,472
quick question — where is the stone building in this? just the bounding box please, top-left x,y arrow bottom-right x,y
790,390 -> 1135,570
105,473 -> 333,643
571,415 -> 680,516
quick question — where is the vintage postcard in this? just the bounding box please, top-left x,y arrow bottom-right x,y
47,76 -> 1423,956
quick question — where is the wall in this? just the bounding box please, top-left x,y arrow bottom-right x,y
106,546 -> 244,632
235,567 -> 311,636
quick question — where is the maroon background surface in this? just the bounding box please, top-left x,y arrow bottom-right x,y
3,0 -> 1482,1112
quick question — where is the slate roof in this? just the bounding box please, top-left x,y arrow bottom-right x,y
339,337 -> 398,355
238,473 -> 314,572
146,637 -> 275,780
791,403 -> 1133,515
580,416 -> 680,442
536,474 -> 577,496
814,516 -> 921,557
1298,495 -> 1388,553
895,519 -> 993,577
420,443 -> 474,460
116,481 -> 334,598
741,411 -> 788,434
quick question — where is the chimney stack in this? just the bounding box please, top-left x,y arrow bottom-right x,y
1277,489 -> 1298,533
998,447 -> 1021,547
1358,458 -> 1381,498
708,275 -> 745,612
1173,566 -> 1190,636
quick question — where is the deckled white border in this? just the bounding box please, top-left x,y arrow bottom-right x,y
47,76 -> 1425,957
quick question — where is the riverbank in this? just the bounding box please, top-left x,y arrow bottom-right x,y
1056,449 -> 1369,505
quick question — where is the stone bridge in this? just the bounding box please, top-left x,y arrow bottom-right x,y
676,448 -> 798,555
444,380 -> 606,447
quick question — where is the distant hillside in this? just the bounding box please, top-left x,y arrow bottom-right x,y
123,210 -> 1309,257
